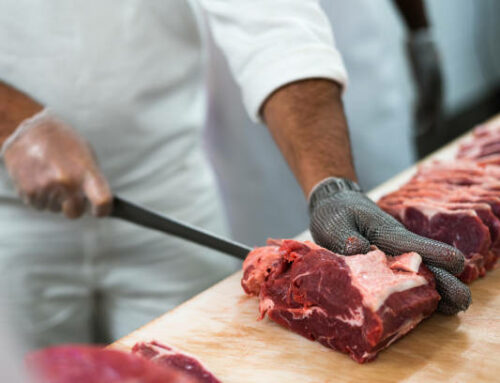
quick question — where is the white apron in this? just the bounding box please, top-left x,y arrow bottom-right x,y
0,0 -> 347,346
0,0 -> 240,347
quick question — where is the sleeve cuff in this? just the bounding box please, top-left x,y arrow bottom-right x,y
240,45 -> 348,123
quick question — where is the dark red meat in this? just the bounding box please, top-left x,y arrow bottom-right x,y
133,341 -> 220,383
379,184 -> 500,274
26,345 -> 195,383
378,196 -> 493,282
377,129 -> 500,281
242,240 -> 440,363
458,123 -> 500,159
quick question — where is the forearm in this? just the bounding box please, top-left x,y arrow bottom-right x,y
392,0 -> 429,31
0,81 -> 43,146
262,79 -> 357,196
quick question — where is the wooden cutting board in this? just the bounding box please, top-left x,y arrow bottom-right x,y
111,119 -> 500,382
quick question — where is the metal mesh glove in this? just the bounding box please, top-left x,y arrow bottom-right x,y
2,108 -> 112,218
309,177 -> 471,315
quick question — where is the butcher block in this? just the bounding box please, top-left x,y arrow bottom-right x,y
111,117 -> 500,382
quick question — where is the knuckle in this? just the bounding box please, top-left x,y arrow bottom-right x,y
24,187 -> 38,199
94,194 -> 112,210
53,173 -> 73,187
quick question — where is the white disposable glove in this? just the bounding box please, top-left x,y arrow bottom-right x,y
2,109 -> 112,218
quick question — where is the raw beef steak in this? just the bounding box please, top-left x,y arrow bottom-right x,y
242,239 -> 440,363
133,341 -> 221,383
26,345 -> 195,383
377,151 -> 500,280
378,196 -> 492,282
458,123 -> 500,160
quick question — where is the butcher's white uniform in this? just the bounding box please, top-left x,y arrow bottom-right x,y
0,296 -> 28,382
0,0 -> 346,347
205,0 -> 414,245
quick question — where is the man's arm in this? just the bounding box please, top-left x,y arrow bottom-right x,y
0,80 -> 112,217
260,77 -> 470,315
201,0 -> 469,314
262,79 -> 356,195
0,81 -> 43,146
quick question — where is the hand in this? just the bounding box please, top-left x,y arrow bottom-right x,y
309,177 -> 471,315
2,109 -> 112,218
407,29 -> 444,140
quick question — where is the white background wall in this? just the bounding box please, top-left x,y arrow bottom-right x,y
428,0 -> 500,113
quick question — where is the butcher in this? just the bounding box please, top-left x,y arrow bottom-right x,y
0,0 -> 470,348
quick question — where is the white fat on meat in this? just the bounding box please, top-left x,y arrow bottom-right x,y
334,306 -> 365,327
259,297 -> 275,319
344,249 -> 427,312
286,306 -> 328,320
384,314 -> 424,348
389,252 -> 422,273
404,201 -> 478,221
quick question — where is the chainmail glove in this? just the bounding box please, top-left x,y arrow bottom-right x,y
309,177 -> 471,315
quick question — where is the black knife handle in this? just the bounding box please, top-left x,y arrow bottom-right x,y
111,196 -> 251,260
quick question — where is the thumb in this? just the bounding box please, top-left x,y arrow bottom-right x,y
83,170 -> 112,217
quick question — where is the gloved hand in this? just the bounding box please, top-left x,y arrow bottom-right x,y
407,29 -> 444,141
2,108 -> 112,218
309,177 -> 471,315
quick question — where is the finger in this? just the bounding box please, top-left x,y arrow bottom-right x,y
310,214 -> 370,255
32,189 -> 49,210
61,194 -> 86,219
427,266 -> 471,314
436,301 -> 463,316
18,191 -> 30,206
83,171 -> 112,217
47,188 -> 63,212
370,226 -> 465,275
25,190 -> 38,209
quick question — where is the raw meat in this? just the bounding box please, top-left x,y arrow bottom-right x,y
379,184 -> 500,273
242,239 -> 440,363
378,196 -> 493,282
458,123 -> 500,160
133,341 -> 221,383
377,139 -> 500,282
26,345 -> 195,383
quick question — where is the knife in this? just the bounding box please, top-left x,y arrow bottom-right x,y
111,196 -> 252,260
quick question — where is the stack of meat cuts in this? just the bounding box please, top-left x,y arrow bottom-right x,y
378,122 -> 500,283
241,239 -> 440,363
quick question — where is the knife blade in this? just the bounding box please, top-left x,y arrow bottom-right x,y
111,196 -> 252,260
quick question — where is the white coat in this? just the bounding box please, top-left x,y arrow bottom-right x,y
205,0 -> 415,245
0,0 -> 346,346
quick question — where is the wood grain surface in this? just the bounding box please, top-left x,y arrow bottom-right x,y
111,119 -> 500,382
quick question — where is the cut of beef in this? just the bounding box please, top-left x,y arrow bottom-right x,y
458,123 -> 500,159
26,345 -> 195,383
378,197 -> 491,282
377,139 -> 500,281
133,341 -> 221,383
379,184 -> 500,272
242,239 -> 440,363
